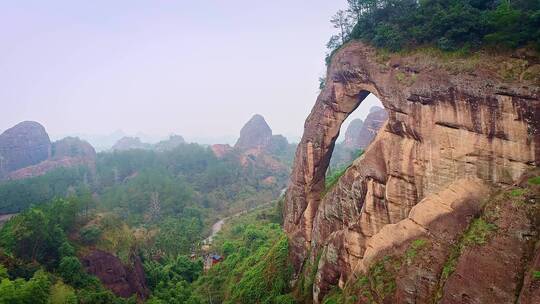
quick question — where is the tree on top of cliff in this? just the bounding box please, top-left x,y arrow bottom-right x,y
328,0 -> 540,53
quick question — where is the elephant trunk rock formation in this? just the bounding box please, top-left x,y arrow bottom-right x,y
283,41 -> 539,302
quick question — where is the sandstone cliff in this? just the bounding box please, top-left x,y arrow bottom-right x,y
0,121 -> 51,178
217,114 -> 294,172
354,106 -> 387,149
81,250 -> 149,299
6,136 -> 96,180
234,114 -> 273,151
283,41 -> 540,303
343,119 -> 364,149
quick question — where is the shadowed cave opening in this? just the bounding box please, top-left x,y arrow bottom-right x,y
326,92 -> 386,187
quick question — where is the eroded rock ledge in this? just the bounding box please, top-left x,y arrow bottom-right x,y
283,41 -> 539,302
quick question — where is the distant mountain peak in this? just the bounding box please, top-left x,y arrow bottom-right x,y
234,114 -> 272,150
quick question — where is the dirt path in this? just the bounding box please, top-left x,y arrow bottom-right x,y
202,200 -> 275,245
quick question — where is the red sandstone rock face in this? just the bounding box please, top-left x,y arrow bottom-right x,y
355,106 -> 387,149
343,118 -> 364,149
283,41 -> 540,302
81,250 -> 149,299
234,114 -> 273,150
211,115 -> 293,185
211,144 -> 234,158
343,107 -> 388,150
51,137 -> 96,160
6,137 -> 96,180
0,122 -> 97,180
0,121 -> 51,177
519,247 -> 540,304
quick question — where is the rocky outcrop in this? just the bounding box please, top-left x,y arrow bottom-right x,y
6,137 -> 96,180
283,41 -> 540,302
0,121 -> 51,177
234,114 -> 273,150
211,144 -> 234,158
439,183 -> 538,304
342,106 -> 387,151
312,178 -> 490,302
0,122 -> 98,180
154,134 -> 186,151
215,114 -> 294,171
112,137 -> 151,151
343,119 -> 363,149
51,137 -> 96,160
313,175 -> 539,303
81,250 -> 149,299
355,106 -> 387,149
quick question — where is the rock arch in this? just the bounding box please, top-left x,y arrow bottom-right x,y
283,41 -> 539,302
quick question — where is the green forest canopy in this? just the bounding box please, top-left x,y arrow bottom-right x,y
328,0 -> 540,52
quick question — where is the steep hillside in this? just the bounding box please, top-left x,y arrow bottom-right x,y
283,41 -> 539,303
0,121 -> 51,177
0,122 -> 96,181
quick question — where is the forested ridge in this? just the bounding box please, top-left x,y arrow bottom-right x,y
0,141 -> 292,303
328,0 -> 540,53
2,1 -> 538,304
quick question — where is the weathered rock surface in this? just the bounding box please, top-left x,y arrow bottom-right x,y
81,250 -> 149,299
440,180 -> 540,304
234,114 -> 273,150
312,178 -> 489,302
0,121 -> 51,177
6,137 -> 96,180
355,106 -> 387,149
211,144 -> 234,158
283,41 -> 540,302
342,106 -> 387,151
0,122 -> 99,180
216,114 -> 294,173
314,176 -> 539,303
51,136 -> 96,159
519,246 -> 540,304
343,118 -> 364,149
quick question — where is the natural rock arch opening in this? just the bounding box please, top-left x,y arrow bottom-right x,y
329,93 -> 386,172
283,41 -> 538,303
283,86 -> 386,247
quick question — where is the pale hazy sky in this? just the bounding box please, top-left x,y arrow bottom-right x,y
0,0 -> 381,144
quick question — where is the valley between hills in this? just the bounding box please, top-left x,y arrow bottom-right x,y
1,1 -> 540,304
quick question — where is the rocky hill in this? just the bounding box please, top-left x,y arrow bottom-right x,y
354,106 -> 387,149
342,106 -> 388,150
0,121 -> 51,178
283,41 -> 540,303
0,122 -> 96,180
343,118 -> 363,149
234,114 -> 273,151
111,134 -> 186,152
209,114 -> 295,191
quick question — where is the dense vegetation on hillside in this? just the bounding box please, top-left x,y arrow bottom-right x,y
141,206 -> 293,304
0,191 -> 291,303
0,143 -> 287,218
0,198 -> 136,303
0,141 -> 292,303
0,167 -> 92,214
329,0 -> 540,53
